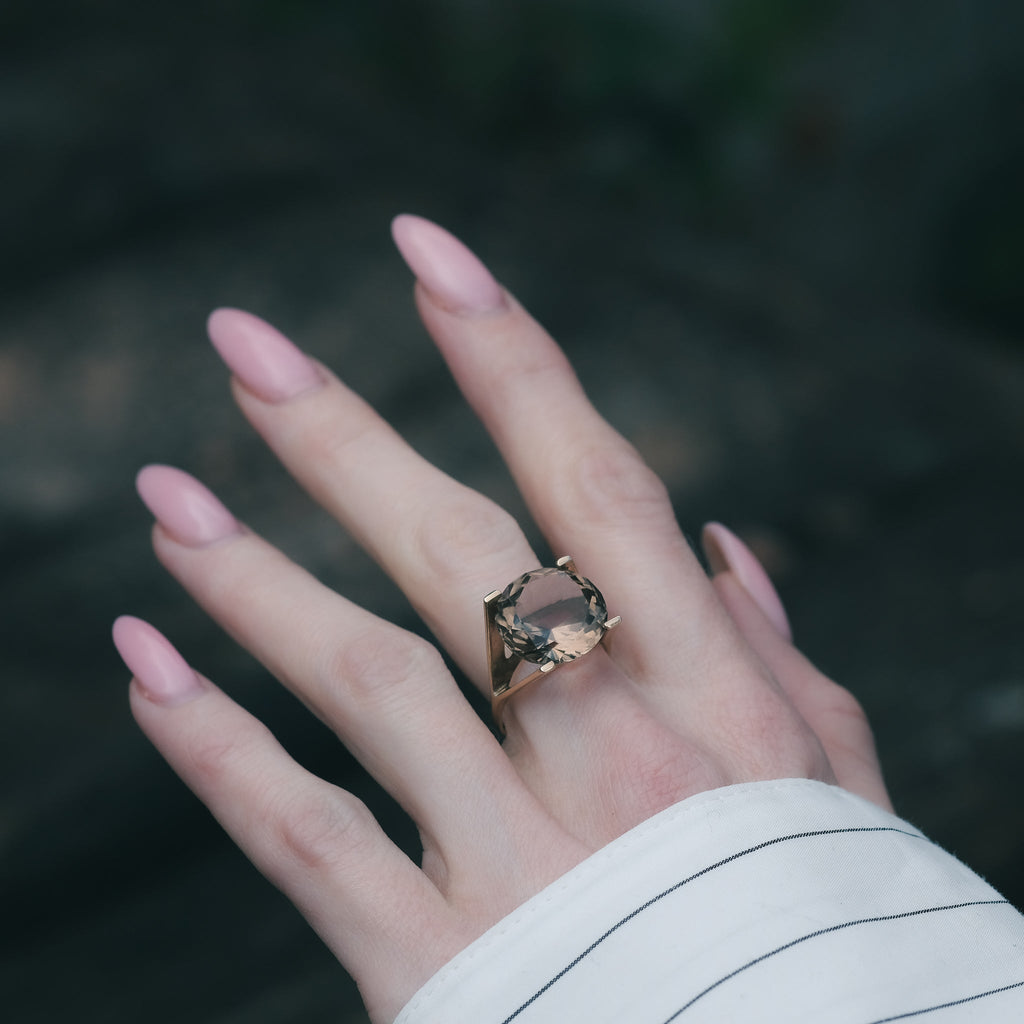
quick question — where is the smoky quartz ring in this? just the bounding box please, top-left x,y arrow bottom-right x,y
485,556 -> 620,733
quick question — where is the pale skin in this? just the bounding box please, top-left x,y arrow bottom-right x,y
113,214 -> 890,1024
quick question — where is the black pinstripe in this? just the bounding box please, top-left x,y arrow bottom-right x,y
660,900 -> 1011,1021
500,825 -> 926,1024
865,978 -> 1024,1022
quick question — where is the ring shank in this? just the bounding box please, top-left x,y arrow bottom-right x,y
490,660 -> 555,734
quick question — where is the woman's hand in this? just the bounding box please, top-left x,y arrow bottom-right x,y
113,215 -> 889,1023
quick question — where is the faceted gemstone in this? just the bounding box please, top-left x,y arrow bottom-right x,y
493,565 -> 608,665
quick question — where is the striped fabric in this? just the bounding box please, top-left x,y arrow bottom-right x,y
395,780 -> 1024,1023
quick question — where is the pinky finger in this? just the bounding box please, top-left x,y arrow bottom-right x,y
113,616 -> 453,1022
700,527 -> 893,812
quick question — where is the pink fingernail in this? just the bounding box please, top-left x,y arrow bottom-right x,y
391,214 -> 506,314
136,465 -> 240,547
702,522 -> 793,641
113,616 -> 205,706
207,308 -> 324,403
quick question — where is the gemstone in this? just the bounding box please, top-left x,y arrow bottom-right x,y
493,565 -> 608,665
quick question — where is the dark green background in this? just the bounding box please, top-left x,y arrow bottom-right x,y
2,1 -> 1022,1021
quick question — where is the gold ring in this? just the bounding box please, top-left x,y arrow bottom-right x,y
485,556 -> 620,733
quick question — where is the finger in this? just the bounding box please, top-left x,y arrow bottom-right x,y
205,307 -> 539,691
113,616 -> 454,1021
135,465 -> 562,880
702,523 -> 892,810
390,215 -> 740,696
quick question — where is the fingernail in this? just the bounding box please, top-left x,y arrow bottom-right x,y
702,522 -> 793,641
113,616 -> 205,706
207,308 -> 324,403
390,214 -> 506,314
136,464 -> 240,547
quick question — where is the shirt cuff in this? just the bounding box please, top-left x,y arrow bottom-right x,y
395,778 -> 1024,1024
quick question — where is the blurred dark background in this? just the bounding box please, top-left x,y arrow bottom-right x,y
1,1 -> 1022,1021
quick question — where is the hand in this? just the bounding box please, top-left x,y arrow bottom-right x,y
113,215 -> 890,1023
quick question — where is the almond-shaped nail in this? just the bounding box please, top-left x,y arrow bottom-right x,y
113,616 -> 205,706
136,465 -> 240,547
207,308 -> 323,403
702,522 -> 793,641
391,214 -> 506,314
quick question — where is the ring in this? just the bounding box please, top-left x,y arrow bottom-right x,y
485,556 -> 620,733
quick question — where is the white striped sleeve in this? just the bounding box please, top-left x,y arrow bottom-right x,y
394,779 -> 1024,1024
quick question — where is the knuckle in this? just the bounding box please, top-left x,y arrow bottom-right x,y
486,331 -> 572,393
783,735 -> 835,781
820,681 -> 880,759
269,785 -> 376,875
187,736 -> 238,784
317,406 -> 380,467
570,442 -> 674,527
413,492 -> 523,582
608,720 -> 716,820
186,715 -> 272,786
744,687 -> 805,744
823,682 -> 871,728
329,627 -> 445,713
739,687 -> 836,779
623,753 -> 697,819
